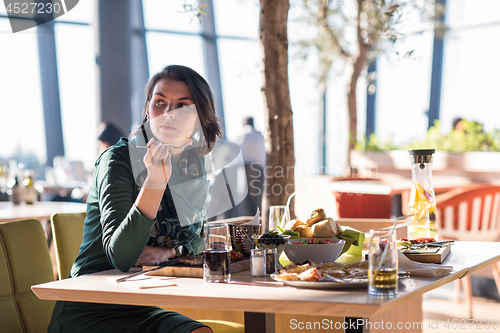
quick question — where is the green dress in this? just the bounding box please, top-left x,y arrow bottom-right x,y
48,138 -> 210,333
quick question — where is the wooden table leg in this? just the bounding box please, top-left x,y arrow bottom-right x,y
365,295 -> 423,332
244,312 -> 275,333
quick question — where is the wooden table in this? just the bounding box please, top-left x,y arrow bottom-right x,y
0,201 -> 87,223
32,242 -> 500,333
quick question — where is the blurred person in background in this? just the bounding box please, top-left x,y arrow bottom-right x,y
234,116 -> 265,216
97,122 -> 126,155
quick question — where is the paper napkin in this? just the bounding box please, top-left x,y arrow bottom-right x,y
243,207 -> 260,225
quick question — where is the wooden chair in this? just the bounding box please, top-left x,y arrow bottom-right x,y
436,184 -> 500,318
50,212 -> 244,332
332,191 -> 393,219
0,219 -> 55,333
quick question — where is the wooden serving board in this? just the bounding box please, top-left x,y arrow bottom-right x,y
143,257 -> 251,278
403,245 -> 451,264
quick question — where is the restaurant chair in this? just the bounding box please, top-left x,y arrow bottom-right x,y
436,184 -> 500,319
332,191 -> 392,218
0,219 -> 55,333
50,212 -> 86,280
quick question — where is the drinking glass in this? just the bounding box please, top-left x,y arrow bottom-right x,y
268,205 -> 290,232
368,229 -> 398,296
203,223 -> 231,283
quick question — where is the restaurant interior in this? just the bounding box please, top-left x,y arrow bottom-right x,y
1,1 -> 500,332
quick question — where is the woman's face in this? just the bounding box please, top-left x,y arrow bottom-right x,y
146,79 -> 199,146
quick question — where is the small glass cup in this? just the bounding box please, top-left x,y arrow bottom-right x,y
203,223 -> 231,283
250,249 -> 266,277
268,205 -> 290,232
368,229 -> 398,296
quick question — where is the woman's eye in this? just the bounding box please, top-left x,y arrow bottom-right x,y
154,100 -> 164,106
178,103 -> 189,108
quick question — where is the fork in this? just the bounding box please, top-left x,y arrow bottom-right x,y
136,137 -> 193,149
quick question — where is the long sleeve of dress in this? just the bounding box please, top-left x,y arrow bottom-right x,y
95,148 -> 156,272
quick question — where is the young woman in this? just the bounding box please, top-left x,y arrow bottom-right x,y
48,65 -> 221,333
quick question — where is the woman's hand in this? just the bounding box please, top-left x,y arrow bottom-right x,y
143,138 -> 172,189
134,246 -> 176,267
134,138 -> 171,220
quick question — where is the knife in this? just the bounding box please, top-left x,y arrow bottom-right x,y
410,240 -> 455,249
116,258 -> 180,283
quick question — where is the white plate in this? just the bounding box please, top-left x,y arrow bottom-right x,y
270,273 -> 368,289
270,272 -> 410,290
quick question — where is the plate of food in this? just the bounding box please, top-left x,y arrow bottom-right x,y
271,260 -> 369,289
271,261 -> 410,290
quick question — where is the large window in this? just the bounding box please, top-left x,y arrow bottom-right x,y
440,0 -> 500,132
143,0 -> 201,33
146,33 -> 205,78
217,39 -> 263,141
213,0 -> 258,39
50,0 -> 97,171
55,0 -> 93,23
142,0 -> 206,86
376,32 -> 434,145
54,23 -> 97,171
143,0 -> 205,76
0,18 -> 46,170
214,1 -> 262,142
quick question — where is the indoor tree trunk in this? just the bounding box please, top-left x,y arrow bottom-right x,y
346,0 -> 369,172
260,0 -> 295,231
346,67 -> 359,172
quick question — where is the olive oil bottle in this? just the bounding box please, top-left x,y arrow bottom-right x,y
8,175 -> 22,205
23,171 -> 36,204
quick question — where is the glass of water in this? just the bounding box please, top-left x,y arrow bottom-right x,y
203,223 -> 231,283
268,205 -> 290,232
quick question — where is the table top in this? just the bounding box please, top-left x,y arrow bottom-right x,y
31,241 -> 500,318
0,201 -> 87,222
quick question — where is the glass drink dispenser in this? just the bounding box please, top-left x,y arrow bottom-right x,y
408,149 -> 437,240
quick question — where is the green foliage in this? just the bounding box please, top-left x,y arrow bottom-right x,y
357,120 -> 500,153
356,133 -> 397,152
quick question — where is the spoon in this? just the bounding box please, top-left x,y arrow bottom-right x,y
377,214 -> 415,271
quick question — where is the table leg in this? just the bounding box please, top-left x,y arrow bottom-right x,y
347,295 -> 423,333
244,312 -> 275,333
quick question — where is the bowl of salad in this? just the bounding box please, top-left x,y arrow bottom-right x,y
284,238 -> 345,264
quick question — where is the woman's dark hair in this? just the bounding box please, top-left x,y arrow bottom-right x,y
140,65 -> 222,154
